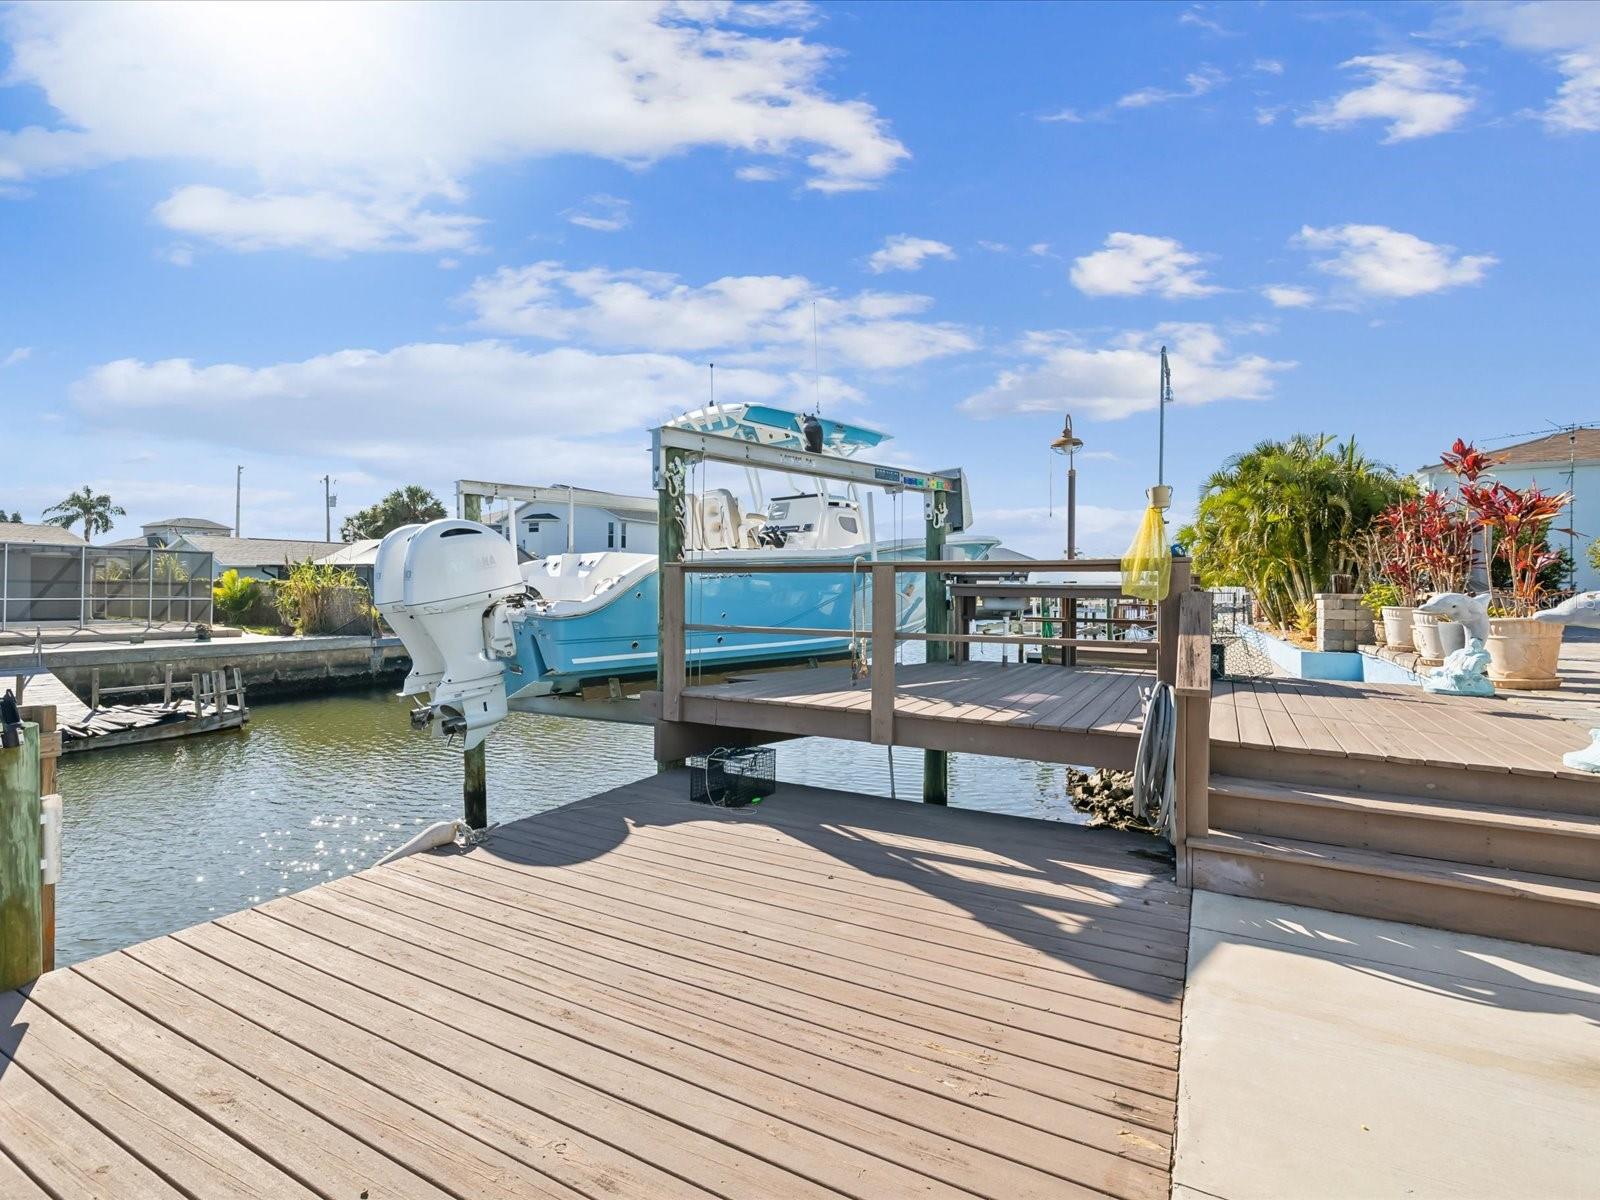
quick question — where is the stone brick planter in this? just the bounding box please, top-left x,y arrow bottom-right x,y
1316,594 -> 1374,653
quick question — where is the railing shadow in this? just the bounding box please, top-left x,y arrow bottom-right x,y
472,770 -> 1190,1007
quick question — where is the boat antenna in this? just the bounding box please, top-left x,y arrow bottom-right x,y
708,361 -> 715,411
811,299 -> 821,416
1157,346 -> 1173,487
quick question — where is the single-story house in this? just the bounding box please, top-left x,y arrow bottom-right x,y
1417,427 -> 1599,592
171,534 -> 348,582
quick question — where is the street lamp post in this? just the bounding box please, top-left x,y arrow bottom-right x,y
1050,415 -> 1085,666
1049,414 -> 1084,559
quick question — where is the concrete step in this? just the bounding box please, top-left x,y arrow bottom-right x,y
1209,775 -> 1600,882
1188,831 -> 1600,955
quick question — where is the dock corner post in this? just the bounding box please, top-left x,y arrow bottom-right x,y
655,443 -> 688,773
462,492 -> 488,830
0,722 -> 43,990
1173,588 -> 1213,887
923,496 -> 951,805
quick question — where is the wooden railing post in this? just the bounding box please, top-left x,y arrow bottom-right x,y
1156,557 -> 1192,686
660,562 -> 686,723
870,562 -> 895,745
1173,588 -> 1213,886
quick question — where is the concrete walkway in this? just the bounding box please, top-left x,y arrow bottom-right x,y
1176,891 -> 1600,1200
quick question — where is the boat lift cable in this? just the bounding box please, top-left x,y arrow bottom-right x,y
1132,682 -> 1177,840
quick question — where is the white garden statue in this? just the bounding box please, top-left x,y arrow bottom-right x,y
1533,591 -> 1600,627
1414,592 -> 1491,642
1423,637 -> 1495,697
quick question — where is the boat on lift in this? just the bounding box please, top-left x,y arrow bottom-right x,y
379,404 -> 997,746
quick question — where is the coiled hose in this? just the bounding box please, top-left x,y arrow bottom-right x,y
1132,683 -> 1177,840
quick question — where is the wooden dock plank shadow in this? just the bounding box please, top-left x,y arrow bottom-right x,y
0,773 -> 1186,1200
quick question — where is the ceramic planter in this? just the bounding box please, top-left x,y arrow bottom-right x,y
1485,616 -> 1563,690
1380,606 -> 1416,651
1411,611 -> 1467,666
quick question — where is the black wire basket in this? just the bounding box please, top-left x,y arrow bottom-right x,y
687,747 -> 775,808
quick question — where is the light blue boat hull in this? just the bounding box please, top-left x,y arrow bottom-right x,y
505,540 -> 995,699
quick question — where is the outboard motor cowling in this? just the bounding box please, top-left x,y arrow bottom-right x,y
374,523 -> 446,697
391,519 -> 524,749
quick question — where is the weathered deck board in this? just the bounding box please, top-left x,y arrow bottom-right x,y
0,774 -> 1186,1199
1215,677 -> 1593,780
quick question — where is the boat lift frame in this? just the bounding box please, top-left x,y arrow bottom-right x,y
651,423 -> 967,803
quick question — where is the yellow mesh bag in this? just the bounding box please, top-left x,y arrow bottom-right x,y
1121,505 -> 1171,601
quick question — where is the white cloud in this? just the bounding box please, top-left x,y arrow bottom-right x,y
977,240 -> 1011,253
1297,54 -> 1473,142
1037,108 -> 1085,124
734,164 -> 784,182
1118,66 -> 1226,109
461,262 -> 976,370
1262,284 -> 1316,308
1178,8 -> 1235,37
1028,242 -> 1053,257
563,194 -> 631,233
1253,58 -> 1285,75
0,3 -> 907,253
70,341 -> 832,478
1070,233 -> 1221,299
961,323 -> 1293,421
2,347 -> 31,368
1296,224 -> 1496,297
1444,3 -> 1600,133
154,186 -> 481,255
866,234 -> 955,274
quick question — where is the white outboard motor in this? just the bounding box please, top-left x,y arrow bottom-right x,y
394,519 -> 524,749
373,523 -> 446,697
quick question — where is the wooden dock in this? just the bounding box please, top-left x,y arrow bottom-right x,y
0,773 -> 1185,1199
10,667 -> 248,754
678,660 -> 1153,768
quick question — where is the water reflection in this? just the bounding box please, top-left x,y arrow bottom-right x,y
56,688 -> 1081,966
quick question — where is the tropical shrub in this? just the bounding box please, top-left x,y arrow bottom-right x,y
212,569 -> 261,625
1460,480 -> 1572,616
275,560 -> 372,635
1179,434 -> 1412,627
1359,582 -> 1402,617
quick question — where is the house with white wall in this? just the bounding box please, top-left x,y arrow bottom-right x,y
1417,428 -> 1600,592
485,489 -> 659,559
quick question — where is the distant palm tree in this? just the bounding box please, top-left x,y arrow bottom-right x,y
42,486 -> 126,538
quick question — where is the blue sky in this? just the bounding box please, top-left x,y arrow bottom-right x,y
2,1 -> 1597,555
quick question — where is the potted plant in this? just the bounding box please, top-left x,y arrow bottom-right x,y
1458,479 -> 1572,689
1410,491 -> 1477,664
1362,503 -> 1424,650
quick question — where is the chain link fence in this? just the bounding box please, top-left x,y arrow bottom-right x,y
1208,586 -> 1280,678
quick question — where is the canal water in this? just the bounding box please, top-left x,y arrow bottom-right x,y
55,688 -> 1085,967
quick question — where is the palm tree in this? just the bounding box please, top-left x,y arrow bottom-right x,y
1178,435 -> 1411,626
42,486 -> 126,538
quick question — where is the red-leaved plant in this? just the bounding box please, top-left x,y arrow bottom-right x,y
1457,480 -> 1572,616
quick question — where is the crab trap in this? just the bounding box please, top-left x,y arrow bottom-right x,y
688,747 -> 775,808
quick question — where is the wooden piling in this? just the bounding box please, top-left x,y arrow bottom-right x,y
922,508 -> 950,805
0,722 -> 42,990
462,494 -> 489,829
20,705 -> 59,972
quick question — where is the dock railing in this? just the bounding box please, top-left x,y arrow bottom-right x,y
1173,589 -> 1213,885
